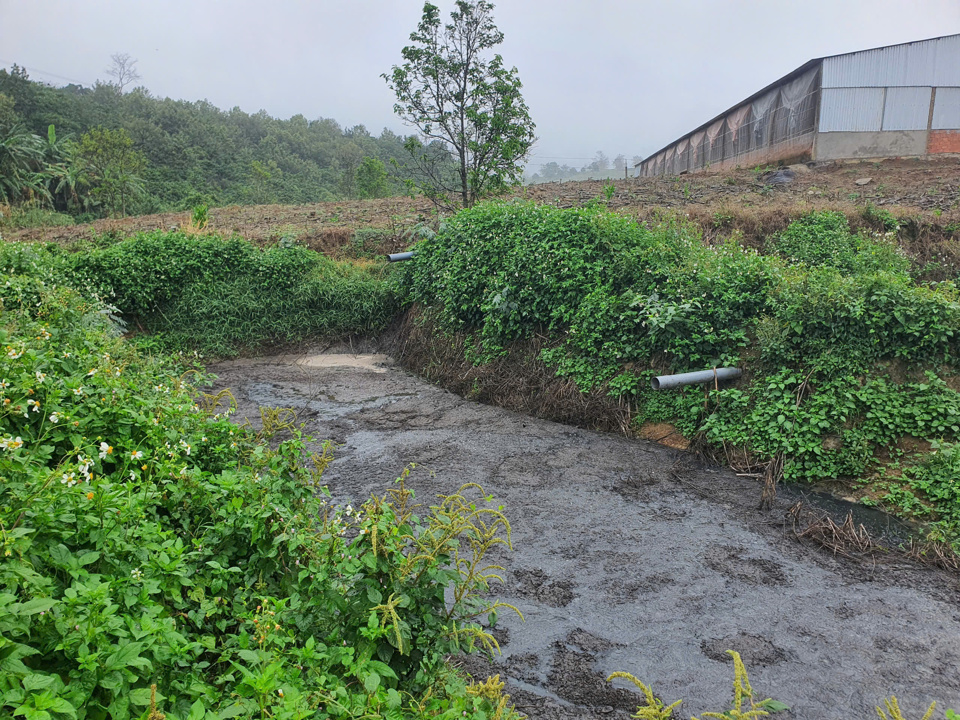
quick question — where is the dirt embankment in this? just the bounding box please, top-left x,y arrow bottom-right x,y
8,157 -> 960,258
524,156 -> 960,217
208,349 -> 960,720
4,197 -> 429,254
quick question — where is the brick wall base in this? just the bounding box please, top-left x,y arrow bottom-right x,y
928,130 -> 960,154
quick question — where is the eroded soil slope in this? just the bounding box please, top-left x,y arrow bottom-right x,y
10,157 -> 960,249
209,352 -> 960,720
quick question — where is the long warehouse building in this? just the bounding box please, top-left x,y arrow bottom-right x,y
639,33 -> 960,177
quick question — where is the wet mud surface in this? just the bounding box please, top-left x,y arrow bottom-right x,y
209,353 -> 960,720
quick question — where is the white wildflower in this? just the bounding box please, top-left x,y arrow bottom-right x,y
78,456 -> 93,481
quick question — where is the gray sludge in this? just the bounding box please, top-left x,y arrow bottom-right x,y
210,354 -> 960,720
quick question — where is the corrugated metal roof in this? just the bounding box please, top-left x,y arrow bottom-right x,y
822,34 -> 960,87
933,87 -> 960,129
882,87 -> 933,130
820,88 -> 884,132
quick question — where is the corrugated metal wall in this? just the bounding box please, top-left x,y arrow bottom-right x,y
883,87 -> 932,130
641,34 -> 960,177
933,87 -> 960,129
819,88 -> 884,131
821,35 -> 960,88
819,35 -> 960,135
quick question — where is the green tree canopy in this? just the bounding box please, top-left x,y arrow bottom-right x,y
0,65 -> 422,216
356,156 -> 390,199
75,126 -> 146,217
0,125 -> 47,205
0,92 -> 18,130
384,1 -> 536,208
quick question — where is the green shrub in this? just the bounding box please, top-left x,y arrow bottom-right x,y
695,370 -> 960,483
861,202 -> 900,232
890,440 -> 960,539
770,210 -> 909,276
406,200 -> 699,348
191,203 -> 209,229
0,275 -> 517,719
761,269 -> 960,367
0,231 -> 400,356
347,228 -> 389,259
555,238 -> 775,384
0,206 -> 75,229
404,204 -> 960,544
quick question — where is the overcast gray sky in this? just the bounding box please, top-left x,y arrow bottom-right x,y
2,0 -> 959,170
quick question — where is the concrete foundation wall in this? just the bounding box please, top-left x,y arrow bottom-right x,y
814,130 -> 928,160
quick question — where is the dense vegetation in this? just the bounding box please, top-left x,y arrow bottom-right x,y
0,255 -> 519,719
402,202 -> 960,547
0,232 -> 399,356
0,65 -> 426,221
1,206 -> 957,717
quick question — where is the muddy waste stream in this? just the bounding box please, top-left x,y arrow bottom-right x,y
209,353 -> 960,720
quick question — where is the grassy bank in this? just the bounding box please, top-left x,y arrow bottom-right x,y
0,230 -> 400,357
400,201 -> 960,549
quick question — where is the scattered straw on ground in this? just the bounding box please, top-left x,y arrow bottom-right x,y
8,157 -> 960,255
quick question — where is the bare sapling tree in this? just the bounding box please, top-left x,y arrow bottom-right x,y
384,1 -> 536,208
106,53 -> 141,93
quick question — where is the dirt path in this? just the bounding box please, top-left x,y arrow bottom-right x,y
209,353 -> 960,720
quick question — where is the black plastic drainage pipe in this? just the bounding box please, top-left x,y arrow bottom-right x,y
387,251 -> 417,262
651,367 -> 741,391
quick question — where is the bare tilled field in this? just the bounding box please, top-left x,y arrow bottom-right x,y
8,157 -> 960,252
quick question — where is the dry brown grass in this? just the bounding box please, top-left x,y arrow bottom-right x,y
759,453 -> 785,511
7,157 -> 960,265
3,196 -> 431,248
636,422 -> 690,450
789,502 -> 960,572
905,537 -> 960,571
789,502 -> 881,559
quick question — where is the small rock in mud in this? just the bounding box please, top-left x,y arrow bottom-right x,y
703,545 -> 790,586
512,567 -> 576,608
701,632 -> 789,666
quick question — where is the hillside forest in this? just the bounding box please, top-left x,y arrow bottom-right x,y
0,65 -> 443,221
